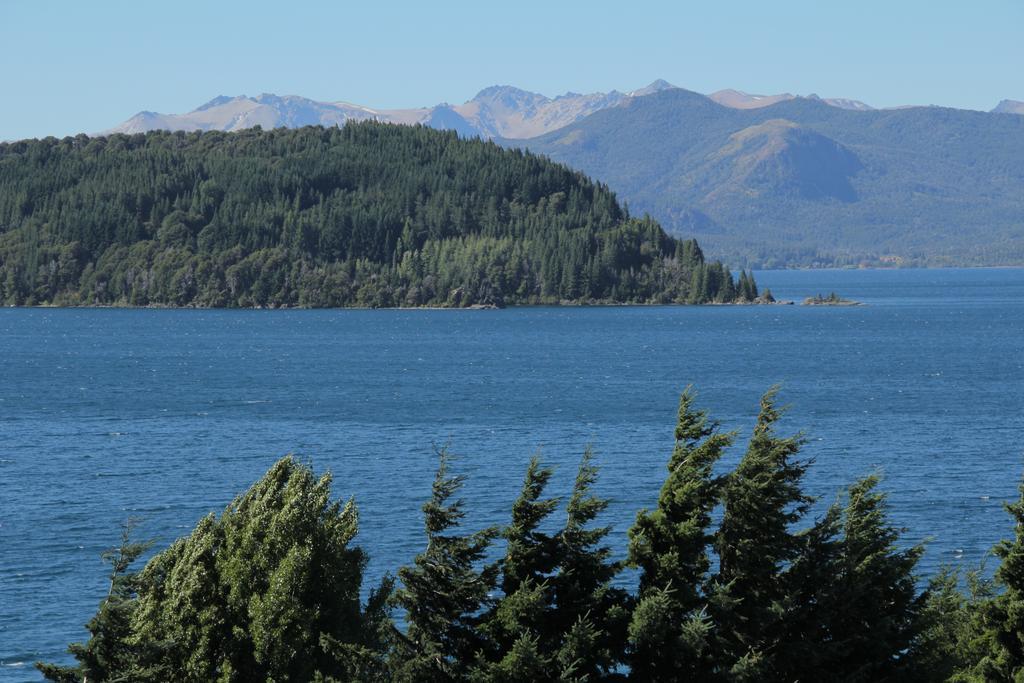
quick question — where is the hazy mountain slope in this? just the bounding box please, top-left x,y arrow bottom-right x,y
518,89 -> 1024,267
709,89 -> 795,109
107,94 -> 443,135
709,89 -> 874,111
106,81 -> 886,140
992,99 -> 1024,114
104,87 -> 635,139
452,85 -> 629,138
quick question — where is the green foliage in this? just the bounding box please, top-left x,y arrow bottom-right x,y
549,449 -> 630,680
804,291 -> 857,305
391,448 -> 500,682
626,387 -> 732,679
469,449 -> 631,681
0,123 -> 751,307
472,456 -> 560,679
951,477 -> 1024,682
37,519 -> 152,683
50,387 -> 1024,682
132,457 -> 388,681
989,480 -> 1024,672
712,387 -> 813,675
776,476 -> 926,682
908,567 -> 994,682
829,476 -> 925,680
40,456 -> 391,682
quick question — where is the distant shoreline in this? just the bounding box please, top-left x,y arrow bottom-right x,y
4,299 -> 795,311
752,264 -> 1024,272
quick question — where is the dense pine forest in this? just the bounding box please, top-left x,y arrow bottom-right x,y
40,389 -> 1024,682
0,123 -> 757,308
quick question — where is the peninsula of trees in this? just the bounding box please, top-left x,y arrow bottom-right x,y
41,388 -> 1024,682
0,123 -> 757,308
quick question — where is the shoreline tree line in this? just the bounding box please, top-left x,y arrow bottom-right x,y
0,123 -> 759,308
40,388 -> 1024,682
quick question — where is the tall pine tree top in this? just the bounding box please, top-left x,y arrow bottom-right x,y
713,387 -> 812,676
392,449 -> 500,682
627,388 -> 734,680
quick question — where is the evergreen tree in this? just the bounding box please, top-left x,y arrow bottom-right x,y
392,449 -> 500,682
39,457 -> 390,682
956,476 -> 1024,681
142,457 -> 385,681
550,448 -> 629,681
501,457 -> 561,598
777,476 -> 926,681
472,456 -> 561,681
626,388 -> 733,680
831,475 -> 924,680
37,520 -> 152,683
712,387 -> 812,678
773,501 -> 845,681
909,567 -> 994,682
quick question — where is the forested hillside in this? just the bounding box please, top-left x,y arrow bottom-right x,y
0,123 -> 753,307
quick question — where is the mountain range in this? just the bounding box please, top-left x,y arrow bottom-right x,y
104,80 -> 930,140
520,88 -> 1024,267
101,82 -> 1024,267
107,84 -> 645,139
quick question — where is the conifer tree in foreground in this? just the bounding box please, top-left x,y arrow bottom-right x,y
139,457 -> 391,681
830,475 -> 925,679
39,387 -> 993,682
472,450 -> 629,681
391,449 -> 500,682
954,476 -> 1024,681
38,456 -> 391,682
472,456 -> 561,681
626,387 -> 733,680
36,520 -> 152,683
549,448 -> 630,681
712,387 -> 812,678
775,475 -> 927,681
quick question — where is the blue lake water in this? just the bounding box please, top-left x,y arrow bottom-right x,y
2,267 -> 1023,679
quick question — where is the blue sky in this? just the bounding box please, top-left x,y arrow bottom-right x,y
1,0 -> 1021,140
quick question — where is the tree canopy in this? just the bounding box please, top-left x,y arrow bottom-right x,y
40,388 -> 1024,681
0,123 -> 756,307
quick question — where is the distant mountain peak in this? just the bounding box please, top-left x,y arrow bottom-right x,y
709,89 -> 872,112
706,119 -> 861,202
629,79 -> 677,97
709,89 -> 796,109
822,97 -> 873,111
992,99 -> 1024,114
195,95 -> 239,112
472,85 -> 547,102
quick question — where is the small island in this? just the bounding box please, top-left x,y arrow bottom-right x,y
802,292 -> 862,306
